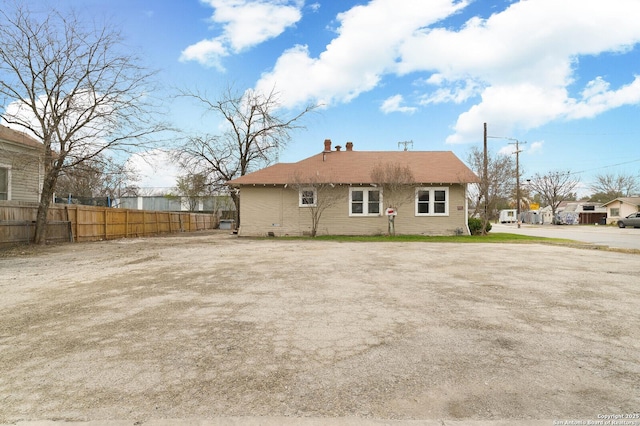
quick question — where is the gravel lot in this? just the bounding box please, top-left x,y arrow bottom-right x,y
1,231 -> 639,424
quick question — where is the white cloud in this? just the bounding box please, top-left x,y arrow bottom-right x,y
528,141 -> 544,154
380,94 -> 417,114
255,0 -> 468,107
401,0 -> 640,143
126,149 -> 181,189
568,75 -> 640,119
180,38 -> 229,71
254,0 -> 640,142
419,79 -> 480,105
446,83 -> 570,144
497,145 -> 516,156
180,0 -> 303,69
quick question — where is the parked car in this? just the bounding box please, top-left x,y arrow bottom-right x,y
617,212 -> 640,228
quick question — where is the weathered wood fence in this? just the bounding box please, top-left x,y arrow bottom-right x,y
0,202 -> 217,246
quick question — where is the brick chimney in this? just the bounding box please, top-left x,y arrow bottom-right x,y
346,142 -> 353,151
335,145 -> 342,151
324,139 -> 332,152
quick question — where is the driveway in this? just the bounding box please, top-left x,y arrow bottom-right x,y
1,232 -> 639,425
493,222 -> 640,250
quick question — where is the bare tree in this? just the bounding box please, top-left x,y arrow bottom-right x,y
0,4 -> 165,243
173,172 -> 212,212
177,86 -> 317,226
590,172 -> 639,200
55,154 -> 139,200
466,146 -> 516,222
290,173 -> 342,237
528,171 -> 580,223
370,162 -> 415,236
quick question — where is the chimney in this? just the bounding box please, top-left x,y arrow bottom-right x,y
324,139 -> 332,152
346,142 -> 353,151
335,145 -> 342,151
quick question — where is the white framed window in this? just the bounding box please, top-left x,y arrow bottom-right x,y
299,187 -> 317,207
415,187 -> 449,216
349,187 -> 381,216
0,165 -> 10,201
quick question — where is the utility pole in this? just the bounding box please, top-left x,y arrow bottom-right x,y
398,140 -> 413,151
483,123 -> 488,234
487,134 -> 527,228
508,140 -> 526,228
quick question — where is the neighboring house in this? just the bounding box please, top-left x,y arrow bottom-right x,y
555,201 -> 607,225
0,125 -> 44,202
602,197 -> 640,224
227,140 -> 480,236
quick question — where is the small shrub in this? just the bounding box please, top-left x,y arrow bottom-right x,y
468,218 -> 492,235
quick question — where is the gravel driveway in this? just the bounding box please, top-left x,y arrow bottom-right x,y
1,232 -> 639,424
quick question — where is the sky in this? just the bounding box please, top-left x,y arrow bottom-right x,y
4,0 -> 640,196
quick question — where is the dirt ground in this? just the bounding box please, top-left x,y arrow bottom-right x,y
1,231 -> 639,424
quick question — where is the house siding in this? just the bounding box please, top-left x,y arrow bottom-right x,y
605,199 -> 640,224
237,184 -> 469,237
0,143 -> 42,203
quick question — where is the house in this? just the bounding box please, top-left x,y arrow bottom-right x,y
0,125 -> 44,202
602,197 -> 640,224
555,201 -> 607,225
227,140 -> 480,236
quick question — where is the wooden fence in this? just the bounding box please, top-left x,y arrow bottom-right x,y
0,202 -> 217,245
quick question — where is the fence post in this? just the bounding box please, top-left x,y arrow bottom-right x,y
73,205 -> 78,241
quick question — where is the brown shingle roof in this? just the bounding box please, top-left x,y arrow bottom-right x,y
0,125 -> 43,150
228,150 -> 480,186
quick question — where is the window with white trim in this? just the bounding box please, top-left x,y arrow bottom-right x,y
0,166 -> 9,201
299,187 -> 317,207
415,187 -> 449,216
349,187 -> 381,216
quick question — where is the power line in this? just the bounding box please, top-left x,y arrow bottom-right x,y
570,158 -> 640,176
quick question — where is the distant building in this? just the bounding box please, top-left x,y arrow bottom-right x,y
602,197 -> 640,224
498,209 -> 517,223
114,194 -> 235,218
555,201 -> 607,225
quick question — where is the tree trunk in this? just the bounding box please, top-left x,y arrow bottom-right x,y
34,178 -> 56,245
231,192 -> 240,228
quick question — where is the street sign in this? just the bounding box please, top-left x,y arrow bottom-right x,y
386,207 -> 397,216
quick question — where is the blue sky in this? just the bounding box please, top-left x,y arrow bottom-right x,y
9,0 -> 640,195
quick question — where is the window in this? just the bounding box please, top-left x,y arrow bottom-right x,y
610,208 -> 620,217
415,187 -> 449,216
349,187 -> 381,216
0,166 -> 9,201
299,187 -> 316,207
